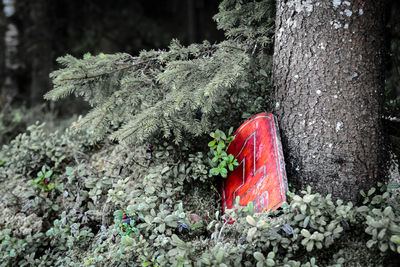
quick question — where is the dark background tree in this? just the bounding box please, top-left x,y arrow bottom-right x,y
0,0 -> 4,102
2,0 -> 223,108
0,0 -> 223,143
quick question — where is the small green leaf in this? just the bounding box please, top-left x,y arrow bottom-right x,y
216,250 -> 224,263
210,168 -> 220,175
260,69 -> 268,77
301,229 -> 311,238
383,206 -> 393,217
220,168 -> 228,178
303,216 -> 310,228
220,131 -> 227,140
306,240 -> 314,252
247,227 -> 257,241
294,214 -> 305,221
366,239 -> 376,248
45,170 -> 53,178
228,127 -> 234,136
357,206 -> 369,213
303,195 -> 314,203
293,195 -> 302,202
217,142 -> 225,153
219,161 -> 227,168
333,226 -> 343,235
121,236 -> 134,245
367,187 -> 376,196
379,243 -> 388,252
267,252 -> 275,259
113,210 -> 124,218
247,201 -> 254,214
246,215 -> 257,226
226,136 -> 235,143
390,235 -> 400,245
208,140 -> 216,147
202,258 -> 211,265
253,252 -> 265,261
300,204 -> 307,212
266,258 -> 275,266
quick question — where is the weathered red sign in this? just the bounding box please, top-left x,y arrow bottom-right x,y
222,113 -> 287,213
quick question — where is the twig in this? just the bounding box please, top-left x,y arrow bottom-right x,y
217,216 -> 231,242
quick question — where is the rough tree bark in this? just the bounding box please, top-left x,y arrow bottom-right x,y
273,0 -> 386,203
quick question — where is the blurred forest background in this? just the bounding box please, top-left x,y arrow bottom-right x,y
1,0 -> 400,148
0,0 -> 224,144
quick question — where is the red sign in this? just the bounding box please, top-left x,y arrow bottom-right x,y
222,113 -> 287,213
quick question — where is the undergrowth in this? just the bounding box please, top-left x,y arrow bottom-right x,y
0,119 -> 399,266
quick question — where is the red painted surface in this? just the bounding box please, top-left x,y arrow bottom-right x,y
222,113 -> 288,213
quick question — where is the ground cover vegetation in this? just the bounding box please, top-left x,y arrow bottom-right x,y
0,0 -> 400,266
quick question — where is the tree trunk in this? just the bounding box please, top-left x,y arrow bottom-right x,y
14,0 -> 53,107
273,0 -> 387,203
27,0 -> 53,106
0,1 -> 5,98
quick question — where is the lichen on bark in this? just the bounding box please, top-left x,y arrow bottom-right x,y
273,0 -> 388,203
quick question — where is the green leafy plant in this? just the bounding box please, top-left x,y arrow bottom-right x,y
357,182 -> 400,254
114,210 -> 139,237
208,127 -> 239,178
30,165 -> 56,192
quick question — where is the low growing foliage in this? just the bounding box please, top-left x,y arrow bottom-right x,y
208,127 -> 239,178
